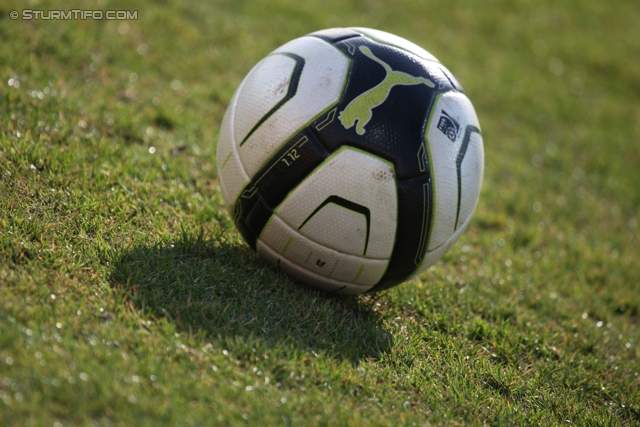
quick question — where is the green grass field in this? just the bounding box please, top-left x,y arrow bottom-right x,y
1,0 -> 639,425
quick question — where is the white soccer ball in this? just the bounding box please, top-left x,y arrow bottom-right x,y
216,27 -> 484,295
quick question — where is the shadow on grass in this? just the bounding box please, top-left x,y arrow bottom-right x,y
109,230 -> 393,365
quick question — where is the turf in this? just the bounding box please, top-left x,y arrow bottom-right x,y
1,0 -> 639,425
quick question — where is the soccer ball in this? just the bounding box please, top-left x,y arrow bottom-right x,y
216,27 -> 484,295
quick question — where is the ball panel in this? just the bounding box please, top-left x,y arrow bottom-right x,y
216,88 -> 249,212
367,174 -> 433,292
257,239 -> 346,292
307,28 -> 362,43
414,199 -> 476,276
415,237 -> 451,276
232,130 -> 331,249
312,38 -> 450,180
425,91 -> 482,251
233,54 -> 299,146
240,194 -> 274,243
218,152 -> 250,217
457,131 -> 484,231
348,27 -> 439,63
258,214 -> 388,287
437,64 -> 464,92
275,147 -> 397,259
237,37 -> 349,178
297,202 -> 369,256
257,240 -> 372,295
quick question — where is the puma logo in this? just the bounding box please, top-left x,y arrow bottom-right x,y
339,46 -> 435,135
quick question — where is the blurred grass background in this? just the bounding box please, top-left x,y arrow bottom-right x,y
1,0 -> 638,425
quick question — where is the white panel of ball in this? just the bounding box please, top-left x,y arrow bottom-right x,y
256,146 -> 399,292
274,147 -> 397,259
425,91 -> 483,252
257,215 -> 388,291
415,203 -> 478,275
233,54 -> 298,144
237,37 -> 350,178
216,88 -> 249,211
257,240 -> 368,294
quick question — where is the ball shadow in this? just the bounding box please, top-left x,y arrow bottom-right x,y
109,230 -> 393,365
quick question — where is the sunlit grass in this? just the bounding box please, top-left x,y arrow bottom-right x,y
1,0 -> 638,425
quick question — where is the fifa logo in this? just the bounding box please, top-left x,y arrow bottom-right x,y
437,110 -> 460,142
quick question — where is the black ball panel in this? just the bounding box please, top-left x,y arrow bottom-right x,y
312,37 -> 452,180
234,128 -> 331,249
306,28 -> 362,44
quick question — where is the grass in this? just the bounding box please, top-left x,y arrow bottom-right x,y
1,0 -> 639,425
